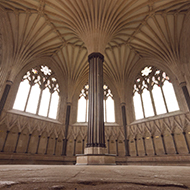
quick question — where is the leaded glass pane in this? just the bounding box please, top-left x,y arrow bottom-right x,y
13,80 -> 30,111
38,88 -> 51,117
106,96 -> 115,122
26,84 -> 41,114
142,89 -> 154,117
104,99 -> 106,122
48,91 -> 59,119
77,96 -> 86,122
77,84 -> 115,123
133,66 -> 179,120
163,80 -> 179,112
14,65 -> 60,119
152,85 -> 167,115
133,92 -> 144,120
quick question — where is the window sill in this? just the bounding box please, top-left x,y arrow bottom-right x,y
72,122 -> 120,127
130,110 -> 185,125
7,109 -> 62,124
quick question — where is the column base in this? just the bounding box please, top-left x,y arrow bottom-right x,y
76,147 -> 116,165
84,147 -> 106,154
76,154 -> 116,165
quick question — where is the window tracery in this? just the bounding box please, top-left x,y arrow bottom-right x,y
13,65 -> 60,119
77,84 -> 115,122
133,66 -> 179,120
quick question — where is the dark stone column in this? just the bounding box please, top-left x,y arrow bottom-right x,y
82,139 -> 85,154
134,138 -> 138,156
171,133 -> 179,154
183,132 -> 190,153
161,134 -> 167,154
142,137 -> 147,156
151,136 -> 157,155
87,52 -> 105,148
13,132 -> 21,153
35,135 -> 41,154
53,138 -> 58,155
0,80 -> 13,116
62,139 -> 67,155
25,134 -> 32,153
45,136 -> 50,154
127,139 -> 130,156
1,130 -> 9,152
180,82 -> 190,111
121,103 -> 130,156
107,139 -> 110,154
63,103 -> 71,155
115,139 -> 118,156
73,139 -> 76,156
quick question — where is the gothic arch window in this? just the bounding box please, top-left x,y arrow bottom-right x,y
133,66 -> 179,120
77,84 -> 115,122
13,65 -> 60,119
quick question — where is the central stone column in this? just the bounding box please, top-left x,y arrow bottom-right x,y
85,52 -> 105,154
76,52 -> 115,165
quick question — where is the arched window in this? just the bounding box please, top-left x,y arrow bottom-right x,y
13,65 -> 60,119
133,66 -> 179,120
77,84 -> 115,122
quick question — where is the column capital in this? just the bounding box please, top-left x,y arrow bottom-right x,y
66,102 -> 72,106
179,81 -> 187,87
120,102 -> 126,107
88,52 -> 104,62
6,80 -> 13,86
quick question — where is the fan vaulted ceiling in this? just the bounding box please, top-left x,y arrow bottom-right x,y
0,0 -> 189,94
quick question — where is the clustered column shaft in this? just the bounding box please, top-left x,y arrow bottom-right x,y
87,53 -> 105,148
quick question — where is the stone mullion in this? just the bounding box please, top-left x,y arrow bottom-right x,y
47,93 -> 52,117
25,134 -> 32,153
161,134 -> 167,154
183,132 -> 190,153
140,94 -> 145,118
1,131 -> 9,152
160,86 -> 169,113
24,85 -> 32,111
171,133 -> 179,154
45,136 -> 50,154
53,138 -> 58,155
149,90 -> 157,116
36,89 -> 43,115
142,137 -> 147,156
14,132 -> 21,153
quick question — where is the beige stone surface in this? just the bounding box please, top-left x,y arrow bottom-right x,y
84,147 -> 106,154
0,165 -> 190,190
76,155 -> 116,165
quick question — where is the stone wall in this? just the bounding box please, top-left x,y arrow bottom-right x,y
0,111 -> 190,165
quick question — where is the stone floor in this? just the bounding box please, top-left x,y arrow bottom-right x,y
0,165 -> 190,190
